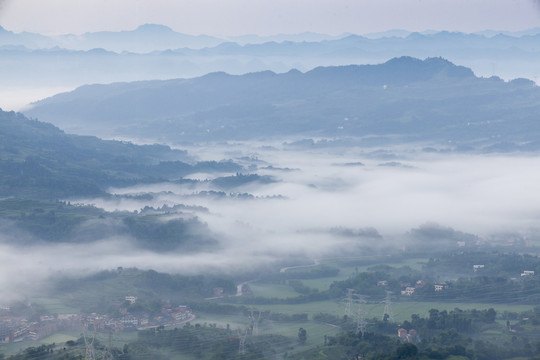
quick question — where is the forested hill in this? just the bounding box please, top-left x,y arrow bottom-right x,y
26,56 -> 540,147
0,110 -> 240,199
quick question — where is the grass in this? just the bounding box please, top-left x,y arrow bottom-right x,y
251,300 -> 344,318
31,297 -> 80,314
249,282 -> 300,298
259,320 -> 340,353
188,313 -> 250,329
8,257 -> 536,359
0,331 -> 78,356
299,258 -> 428,292
0,340 -> 39,356
391,301 -> 534,322
40,332 -> 79,344
233,295 -> 534,325
94,330 -> 138,348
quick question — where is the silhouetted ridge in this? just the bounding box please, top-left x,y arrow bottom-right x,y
306,57 -> 473,86
135,24 -> 176,33
26,57 -> 540,144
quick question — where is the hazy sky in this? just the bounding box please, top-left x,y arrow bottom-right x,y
0,0 -> 539,36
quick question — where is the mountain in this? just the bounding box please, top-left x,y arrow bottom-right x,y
0,25 -> 57,48
25,57 -> 540,148
0,24 -> 225,52
473,27 -> 540,37
57,24 -> 225,52
0,109 -> 240,199
227,32 -> 345,44
1,28 -> 539,101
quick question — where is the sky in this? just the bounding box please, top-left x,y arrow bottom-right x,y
0,0 -> 539,36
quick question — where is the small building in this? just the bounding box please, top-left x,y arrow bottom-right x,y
398,328 -> 418,342
415,280 -> 426,288
125,296 -> 138,304
377,281 -> 388,287
241,284 -> 252,295
171,306 -> 192,322
213,287 -> 224,296
434,284 -> 446,291
473,265 -> 485,272
401,287 -> 415,296
521,270 -> 535,277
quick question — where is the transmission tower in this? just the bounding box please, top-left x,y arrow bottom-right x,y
382,291 -> 394,322
344,288 -> 355,317
82,322 -> 97,360
102,331 -> 114,360
249,308 -> 262,336
355,296 -> 367,337
238,328 -> 248,355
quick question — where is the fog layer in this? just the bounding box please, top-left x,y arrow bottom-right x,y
2,144 -> 540,300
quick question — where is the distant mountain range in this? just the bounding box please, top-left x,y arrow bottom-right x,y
1,25 -> 538,93
2,24 -> 540,52
0,24 -> 224,52
26,57 -> 540,150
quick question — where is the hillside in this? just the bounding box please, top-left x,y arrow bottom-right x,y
26,57 -> 540,147
0,110 -> 240,199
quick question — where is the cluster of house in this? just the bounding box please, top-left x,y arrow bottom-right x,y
0,313 -> 80,344
0,297 -> 193,344
377,279 -> 450,297
398,280 -> 433,296
474,264 -> 536,279
397,328 -> 418,343
83,297 -> 193,333
393,279 -> 447,296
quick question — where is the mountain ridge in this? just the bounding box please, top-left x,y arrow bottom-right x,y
26,57 -> 540,147
0,109 -> 243,199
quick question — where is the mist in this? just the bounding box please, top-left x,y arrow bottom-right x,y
2,142 -> 540,301
103,144 -> 540,237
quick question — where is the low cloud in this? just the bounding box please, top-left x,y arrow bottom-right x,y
3,144 -> 540,300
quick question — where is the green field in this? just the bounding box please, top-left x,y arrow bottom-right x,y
188,313 -> 251,329
249,282 -> 300,298
240,298 -> 534,324
40,332 -> 79,344
30,297 -> 80,314
0,331 -> 79,356
4,256 -> 538,359
296,257 -> 428,292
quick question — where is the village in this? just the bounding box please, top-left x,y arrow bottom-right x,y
0,296 -> 193,344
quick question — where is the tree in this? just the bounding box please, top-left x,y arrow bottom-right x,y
396,343 -> 418,359
298,327 -> 307,344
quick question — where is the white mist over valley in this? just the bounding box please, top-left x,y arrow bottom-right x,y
1,2 -> 540,359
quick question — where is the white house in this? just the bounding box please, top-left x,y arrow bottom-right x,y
473,265 -> 485,272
